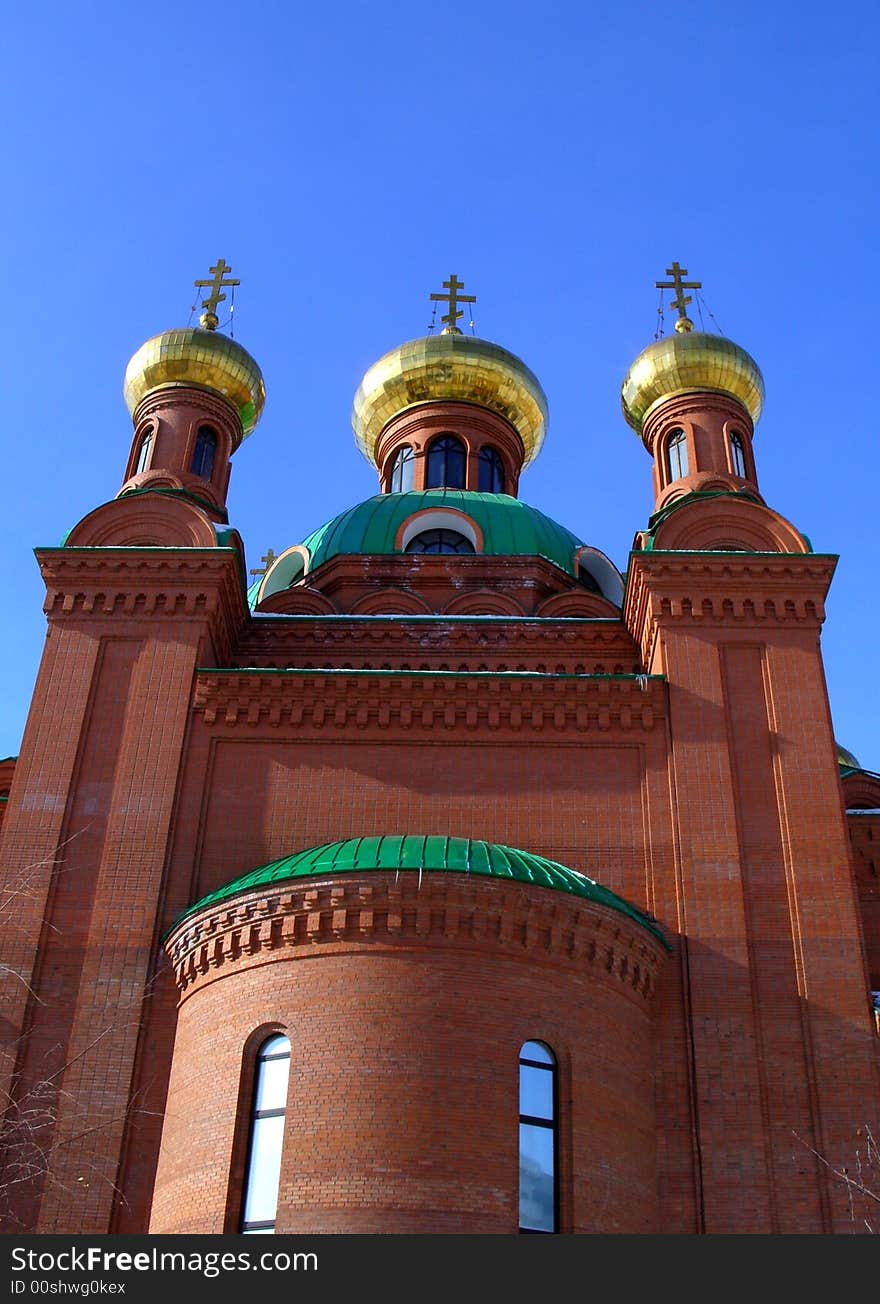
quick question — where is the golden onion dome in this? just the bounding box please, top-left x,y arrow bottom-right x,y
621,330 -> 764,435
352,333 -> 548,467
123,328 -> 266,441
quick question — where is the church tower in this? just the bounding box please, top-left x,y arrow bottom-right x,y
622,263 -> 879,1232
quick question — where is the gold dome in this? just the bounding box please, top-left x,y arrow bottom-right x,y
352,333 -> 548,467
621,331 -> 764,435
123,328 -> 266,441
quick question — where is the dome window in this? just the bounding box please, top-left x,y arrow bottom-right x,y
730,430 -> 746,477
519,1040 -> 557,1234
426,434 -> 466,489
240,1033 -> 290,1234
478,445 -> 505,494
134,430 -> 153,475
192,425 -> 217,480
388,444 -> 415,493
404,529 -> 475,555
666,429 -> 689,482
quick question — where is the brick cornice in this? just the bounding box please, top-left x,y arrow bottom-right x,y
192,667 -> 665,733
165,872 -> 668,1005
624,551 -> 837,666
37,548 -> 249,658
236,613 -> 641,674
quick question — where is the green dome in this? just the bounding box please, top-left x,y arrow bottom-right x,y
837,741 -> 861,771
176,835 -> 667,944
275,491 -> 585,583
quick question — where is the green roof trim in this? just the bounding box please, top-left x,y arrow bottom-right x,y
299,491 -> 586,575
645,487 -> 764,536
173,834 -> 669,946
115,485 -> 230,523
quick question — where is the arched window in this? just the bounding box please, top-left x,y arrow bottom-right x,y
134,430 -> 153,474
240,1034 -> 291,1234
729,430 -> 746,477
389,444 -> 415,493
519,1040 -> 557,1233
404,529 -> 475,555
666,429 -> 688,482
478,445 -> 505,494
426,435 -> 466,489
192,425 -> 217,480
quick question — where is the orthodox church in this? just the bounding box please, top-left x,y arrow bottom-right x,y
0,263 -> 878,1235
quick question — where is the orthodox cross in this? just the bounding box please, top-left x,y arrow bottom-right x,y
655,261 -> 701,332
430,274 -> 476,334
249,548 -> 277,578
194,259 -> 240,330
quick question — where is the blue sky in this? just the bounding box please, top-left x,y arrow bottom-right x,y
1,1 -> 878,766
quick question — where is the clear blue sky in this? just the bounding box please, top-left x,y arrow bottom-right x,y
1,1 -> 878,766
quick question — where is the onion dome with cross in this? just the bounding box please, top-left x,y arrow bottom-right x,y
123,259 -> 266,445
352,274 -> 548,471
620,261 -> 764,441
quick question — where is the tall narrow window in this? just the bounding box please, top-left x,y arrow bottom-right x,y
426,435 -> 466,489
730,430 -> 746,477
389,444 -> 415,493
192,425 -> 217,480
134,430 -> 153,474
666,428 -> 688,482
519,1040 -> 557,1233
240,1034 -> 291,1234
478,445 -> 505,493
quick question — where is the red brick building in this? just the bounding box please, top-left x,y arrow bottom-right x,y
1,269 -> 878,1234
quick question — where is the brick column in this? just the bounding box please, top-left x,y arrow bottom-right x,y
626,550 -> 880,1233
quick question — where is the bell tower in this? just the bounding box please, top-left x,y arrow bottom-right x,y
622,263 -> 880,1232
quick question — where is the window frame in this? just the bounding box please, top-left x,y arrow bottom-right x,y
666,428 -> 689,482
478,444 -> 505,494
403,528 -> 476,555
389,444 -> 415,493
134,428 -> 153,475
729,429 -> 746,478
518,1040 -> 558,1234
192,424 -> 218,480
239,1033 -> 291,1235
425,434 -> 467,489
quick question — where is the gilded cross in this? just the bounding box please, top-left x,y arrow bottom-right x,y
194,258 -> 240,330
655,261 -> 701,332
249,548 -> 277,578
430,274 -> 476,335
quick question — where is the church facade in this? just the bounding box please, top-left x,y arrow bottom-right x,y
1,266 -> 878,1234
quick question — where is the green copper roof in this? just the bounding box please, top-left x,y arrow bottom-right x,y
175,835 -> 668,945
299,491 -> 585,575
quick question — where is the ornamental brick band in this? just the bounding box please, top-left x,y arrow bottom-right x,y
165,870 -> 669,1003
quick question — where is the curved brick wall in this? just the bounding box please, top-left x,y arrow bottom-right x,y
151,872 -> 668,1234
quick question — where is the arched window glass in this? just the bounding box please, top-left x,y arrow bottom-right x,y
389,444 -> 415,493
426,435 -> 466,489
192,425 -> 217,480
730,430 -> 746,477
134,431 -> 153,474
666,429 -> 688,482
478,446 -> 505,494
519,1040 -> 557,1233
404,529 -> 475,555
240,1034 -> 291,1234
